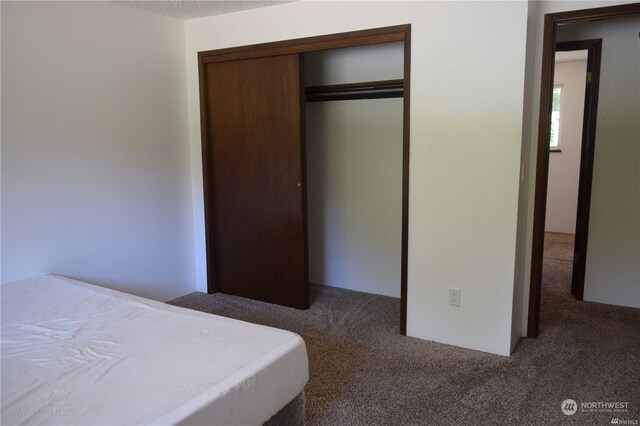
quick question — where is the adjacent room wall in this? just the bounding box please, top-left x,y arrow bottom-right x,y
558,16 -> 640,308
186,1 -> 528,355
305,44 -> 403,298
1,1 -> 194,301
545,57 -> 587,234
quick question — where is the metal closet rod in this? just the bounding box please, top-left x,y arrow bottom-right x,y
305,79 -> 404,102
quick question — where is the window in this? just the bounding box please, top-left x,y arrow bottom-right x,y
550,86 -> 562,150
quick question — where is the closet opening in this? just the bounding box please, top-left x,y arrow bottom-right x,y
198,25 -> 411,334
304,42 -> 405,313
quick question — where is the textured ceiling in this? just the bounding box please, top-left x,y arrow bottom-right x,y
114,1 -> 295,20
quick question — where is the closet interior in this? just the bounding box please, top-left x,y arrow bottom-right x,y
304,42 -> 404,299
198,25 -> 410,331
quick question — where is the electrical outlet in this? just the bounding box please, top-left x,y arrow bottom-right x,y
449,288 -> 461,307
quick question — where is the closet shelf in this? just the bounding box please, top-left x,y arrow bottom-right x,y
305,79 -> 404,102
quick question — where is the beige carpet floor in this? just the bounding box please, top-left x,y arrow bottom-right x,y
170,234 -> 640,425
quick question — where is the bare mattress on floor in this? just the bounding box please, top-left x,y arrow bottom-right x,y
1,274 -> 308,425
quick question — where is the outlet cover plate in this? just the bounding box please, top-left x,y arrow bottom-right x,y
449,288 -> 461,307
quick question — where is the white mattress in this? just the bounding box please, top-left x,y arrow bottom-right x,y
1,275 -> 308,425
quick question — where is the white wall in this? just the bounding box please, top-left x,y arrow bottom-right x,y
558,17 -> 640,308
512,0 -> 540,350
515,0 -> 639,337
1,1 -> 195,301
305,44 -> 403,298
545,58 -> 587,234
186,1 -> 528,355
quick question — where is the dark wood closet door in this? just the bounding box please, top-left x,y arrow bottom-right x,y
202,54 -> 308,309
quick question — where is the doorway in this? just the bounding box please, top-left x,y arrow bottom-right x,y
528,3 -> 640,338
543,41 -> 601,308
554,40 -> 601,301
543,47 -> 588,306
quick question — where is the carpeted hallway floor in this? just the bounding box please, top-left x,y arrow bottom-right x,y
169,233 -> 640,425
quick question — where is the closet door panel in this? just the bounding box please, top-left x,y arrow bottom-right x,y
203,54 -> 307,309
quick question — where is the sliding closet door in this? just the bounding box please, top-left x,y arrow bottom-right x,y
201,54 -> 308,309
